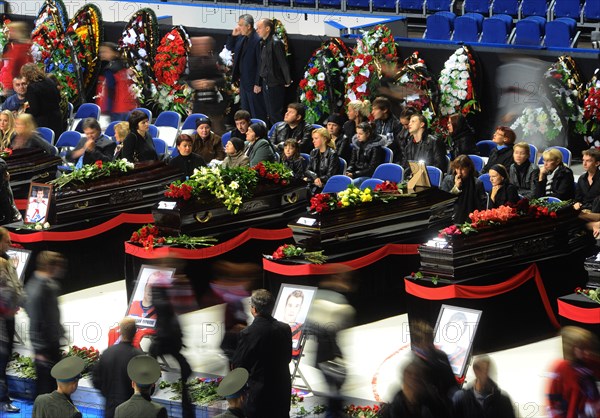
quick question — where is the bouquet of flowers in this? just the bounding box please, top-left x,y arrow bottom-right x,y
438,46 -> 479,119
394,52 -> 438,124
309,182 -> 403,213
65,345 -> 99,374
544,56 -> 586,135
575,287 -> 600,304
159,376 -> 224,405
510,106 -> 563,142
50,159 -> 134,189
150,26 -> 193,116
299,38 -> 350,124
344,404 -> 381,417
271,244 -> 328,264
583,69 -> 600,147
252,161 -> 292,185
129,223 -> 217,250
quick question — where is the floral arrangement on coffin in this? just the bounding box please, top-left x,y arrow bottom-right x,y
309,181 -> 405,214
510,106 -> 563,143
583,69 -> 600,148
9,352 -> 36,379
345,25 -> 397,103
66,4 -> 103,96
159,376 -> 223,405
149,26 -> 193,116
66,345 -> 99,375
344,404 -> 381,417
49,159 -> 134,189
544,56 -> 586,137
17,221 -> 51,231
271,244 -> 328,264
164,162 -> 292,214
129,224 -> 217,250
437,46 -> 479,130
393,52 -> 438,124
119,8 -> 159,103
438,198 -> 570,238
575,287 -> 600,304
299,38 -> 350,124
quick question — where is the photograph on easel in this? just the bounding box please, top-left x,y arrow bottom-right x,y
273,284 -> 317,350
126,265 -> 176,328
25,183 -> 52,224
5,248 -> 31,283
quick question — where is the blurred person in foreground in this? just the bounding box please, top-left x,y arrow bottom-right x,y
0,22 -> 32,97
547,326 -> 600,418
452,355 -> 516,418
215,368 -> 249,418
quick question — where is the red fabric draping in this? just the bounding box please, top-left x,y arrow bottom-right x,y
262,244 -> 421,276
15,199 -> 27,210
9,213 -> 154,243
124,227 -> 294,260
404,264 -> 560,329
558,299 -> 600,324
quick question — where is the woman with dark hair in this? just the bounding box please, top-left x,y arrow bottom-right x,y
305,127 -> 340,194
121,110 -> 157,162
481,126 -> 516,174
20,63 -> 64,137
191,117 -> 225,163
327,114 -> 351,163
169,134 -> 206,178
487,164 -> 519,208
447,113 -> 478,160
281,139 -> 305,180
441,155 -> 487,224
246,122 -> 275,166
346,121 -> 386,186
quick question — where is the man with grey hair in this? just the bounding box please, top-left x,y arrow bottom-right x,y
226,14 -> 267,122
232,289 -> 292,418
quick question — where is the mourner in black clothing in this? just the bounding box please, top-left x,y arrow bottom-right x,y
481,126 -> 516,174
281,138 -> 305,180
305,127 -> 341,194
447,113 -> 478,160
401,114 -> 447,174
169,134 -> 207,178
574,148 -> 600,211
535,148 -> 575,200
509,142 -> 539,199
68,118 -> 116,165
441,155 -> 487,224
346,121 -> 385,185
269,103 -> 313,154
121,110 -> 158,162
327,113 -> 351,163
487,164 -> 519,208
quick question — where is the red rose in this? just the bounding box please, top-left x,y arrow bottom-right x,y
299,79 -> 308,89
95,160 -> 103,169
305,90 -> 315,101
316,80 -> 326,92
309,67 -> 319,76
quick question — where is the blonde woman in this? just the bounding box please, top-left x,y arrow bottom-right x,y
304,127 -> 340,194
535,148 -> 574,200
112,121 -> 130,160
9,114 -> 56,155
0,110 -> 16,149
342,100 -> 371,146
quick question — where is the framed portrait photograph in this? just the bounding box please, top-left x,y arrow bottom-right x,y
5,247 -> 32,283
273,284 -> 318,350
126,265 -> 176,328
433,304 -> 482,378
407,160 -> 431,189
25,183 -> 52,224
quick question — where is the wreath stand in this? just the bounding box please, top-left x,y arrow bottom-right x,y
290,331 -> 312,392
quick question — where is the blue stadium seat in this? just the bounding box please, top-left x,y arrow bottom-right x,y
436,11 -> 458,29
584,1 -> 600,22
339,157 -> 347,175
322,175 -> 352,193
373,163 -> 404,183
481,16 -> 512,43
552,0 -> 582,19
463,0 -> 490,14
74,103 -> 101,120
382,147 -> 394,164
360,178 -> 384,191
181,113 -> 209,131
373,0 -> 397,9
319,0 -> 343,7
476,140 -> 497,156
221,131 -> 232,148
37,127 -> 55,145
424,12 -> 456,40
492,0 -> 520,17
425,0 -> 453,12
468,155 -> 485,172
300,153 -> 310,170
453,13 -> 483,42
529,143 -> 538,164
347,0 -> 371,8
539,146 -> 572,166
520,0 -> 548,18
426,166 -> 443,187
295,0 -> 316,5
153,138 -> 168,156
131,107 -> 153,122
479,173 -> 492,193
545,17 -> 578,47
104,121 -> 119,138
514,15 -> 546,46
493,13 -> 515,30
398,0 -> 425,13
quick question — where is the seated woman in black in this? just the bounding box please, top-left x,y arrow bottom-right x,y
441,155 -> 486,224
346,121 -> 385,186
304,127 -> 340,195
481,126 -> 515,174
574,148 -> 600,211
121,109 -> 157,162
535,148 -> 574,200
447,113 -> 478,160
9,114 -> 56,155
281,138 -> 305,180
487,164 -> 519,209
509,142 -> 539,199
327,114 -> 351,163
169,134 -> 206,179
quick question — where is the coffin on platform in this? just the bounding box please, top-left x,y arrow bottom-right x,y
584,253 -> 600,288
152,182 -> 309,236
418,208 -> 593,280
51,161 -> 182,224
5,148 -> 62,198
288,187 -> 456,254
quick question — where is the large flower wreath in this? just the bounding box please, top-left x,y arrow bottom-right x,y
299,38 -> 350,124
119,8 -> 159,104
66,4 -> 103,98
273,19 -> 290,56
345,24 -> 397,103
511,106 -> 563,143
583,69 -> 600,148
149,26 -> 193,116
393,52 -> 438,124
544,55 -> 586,136
438,46 -> 479,119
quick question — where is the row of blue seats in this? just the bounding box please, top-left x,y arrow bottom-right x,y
425,11 -> 579,47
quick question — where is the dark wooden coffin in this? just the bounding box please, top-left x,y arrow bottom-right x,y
288,187 -> 456,253
418,208 -> 593,280
51,161 -> 182,224
584,253 -> 600,288
153,181 -> 309,236
5,148 -> 62,198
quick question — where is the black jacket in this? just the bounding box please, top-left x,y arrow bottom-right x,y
227,31 -> 262,90
482,146 -> 514,174
92,342 -> 144,418
452,380 -> 516,418
232,315 -> 292,418
509,162 -> 539,199
25,77 -> 65,138
347,135 -> 386,178
67,134 -> 116,165
334,133 -> 352,163
535,164 -> 575,200
306,147 -> 341,190
401,132 -> 448,173
283,156 -> 305,180
270,121 -> 313,154
488,183 -> 519,208
258,35 -> 291,87
121,131 -> 158,162
169,153 -> 207,179
575,170 -> 600,210
449,125 -> 478,160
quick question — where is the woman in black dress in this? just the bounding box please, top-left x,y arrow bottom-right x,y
121,110 -> 158,162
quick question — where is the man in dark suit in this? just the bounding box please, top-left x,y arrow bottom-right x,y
226,14 -> 267,122
92,317 -> 144,418
232,289 -> 292,418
